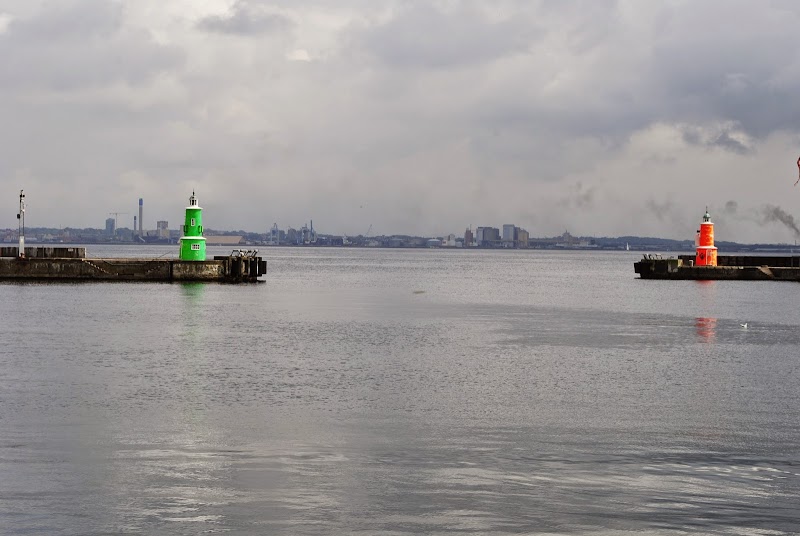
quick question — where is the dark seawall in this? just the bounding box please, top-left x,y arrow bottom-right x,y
635,254 -> 800,281
0,247 -> 266,282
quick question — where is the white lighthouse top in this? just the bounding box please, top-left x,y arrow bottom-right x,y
186,191 -> 202,210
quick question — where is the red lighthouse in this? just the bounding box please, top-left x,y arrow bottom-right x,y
695,208 -> 717,266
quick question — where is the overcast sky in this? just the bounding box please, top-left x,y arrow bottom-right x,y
2,0 -> 800,242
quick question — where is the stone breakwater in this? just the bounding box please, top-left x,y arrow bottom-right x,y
0,247 -> 265,283
635,254 -> 800,281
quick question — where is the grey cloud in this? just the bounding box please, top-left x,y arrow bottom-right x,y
646,199 -> 675,223
340,0 -> 797,191
0,0 -> 183,90
680,125 -> 752,155
359,4 -> 537,69
645,199 -> 691,232
705,200 -> 736,228
647,3 -> 800,138
711,132 -> 750,155
443,2 -> 800,147
558,182 -> 596,209
197,1 -> 293,36
5,0 -> 121,42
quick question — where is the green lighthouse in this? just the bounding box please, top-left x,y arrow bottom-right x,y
179,191 -> 206,261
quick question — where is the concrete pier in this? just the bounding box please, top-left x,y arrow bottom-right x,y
0,248 -> 266,282
634,254 -> 800,281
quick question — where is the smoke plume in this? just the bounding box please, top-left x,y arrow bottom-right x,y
761,204 -> 800,238
646,199 -> 675,222
558,182 -> 596,209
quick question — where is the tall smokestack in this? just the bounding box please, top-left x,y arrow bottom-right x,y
138,198 -> 143,235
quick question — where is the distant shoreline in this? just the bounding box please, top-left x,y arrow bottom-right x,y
2,240 -> 797,255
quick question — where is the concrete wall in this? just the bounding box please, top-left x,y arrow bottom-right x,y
1,258 -> 249,282
0,258 -> 107,278
0,247 -> 86,258
0,254 -> 265,282
172,261 -> 225,281
636,258 -> 800,281
679,254 -> 800,268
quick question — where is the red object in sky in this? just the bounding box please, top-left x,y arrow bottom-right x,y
796,156 -> 800,186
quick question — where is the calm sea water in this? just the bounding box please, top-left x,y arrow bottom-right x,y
1,247 -> 799,535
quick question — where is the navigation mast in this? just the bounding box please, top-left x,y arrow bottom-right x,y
17,190 -> 25,258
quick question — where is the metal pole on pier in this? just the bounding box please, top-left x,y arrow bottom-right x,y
17,190 -> 25,258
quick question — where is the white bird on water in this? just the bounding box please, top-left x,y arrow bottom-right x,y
740,322 -> 748,329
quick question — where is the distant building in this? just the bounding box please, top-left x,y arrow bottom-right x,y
441,234 -> 460,247
555,231 -> 592,248
105,218 -> 115,236
556,231 -> 579,247
475,227 -> 485,245
502,224 -> 517,246
156,220 -> 169,239
117,228 -> 134,241
464,227 -> 474,247
516,228 -> 529,248
268,223 -> 280,245
297,222 -> 317,244
475,226 -> 501,247
286,227 -> 298,244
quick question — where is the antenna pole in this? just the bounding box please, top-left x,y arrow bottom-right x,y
17,190 -> 25,258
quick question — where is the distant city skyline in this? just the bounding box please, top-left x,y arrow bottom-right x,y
3,2 -> 800,243
7,185 -> 800,246
5,219 -> 799,250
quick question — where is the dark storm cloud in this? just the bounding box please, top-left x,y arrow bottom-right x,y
680,125 -> 752,155
344,0 -> 800,190
197,1 -> 293,36
0,0 -> 183,90
370,1 -> 800,149
710,132 -> 751,155
646,2 -> 800,139
360,4 -> 537,69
